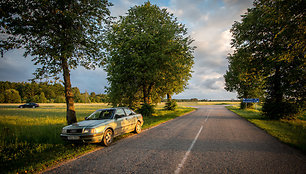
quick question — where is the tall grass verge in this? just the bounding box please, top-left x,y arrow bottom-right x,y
227,105 -> 306,153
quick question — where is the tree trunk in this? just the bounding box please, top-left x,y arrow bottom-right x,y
271,65 -> 283,103
143,84 -> 153,105
147,83 -> 153,104
143,84 -> 149,104
167,93 -> 171,102
61,57 -> 77,125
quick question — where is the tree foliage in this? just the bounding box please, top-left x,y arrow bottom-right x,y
225,0 -> 305,118
105,2 -> 195,108
164,99 -> 177,111
0,81 -> 64,102
0,81 -> 108,103
4,89 -> 21,103
224,49 -> 264,109
0,0 -> 112,124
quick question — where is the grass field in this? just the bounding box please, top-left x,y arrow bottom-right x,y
0,103 -> 195,174
227,105 -> 306,153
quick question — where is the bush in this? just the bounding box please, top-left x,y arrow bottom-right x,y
164,100 -> 177,111
240,102 -> 254,109
138,103 -> 155,117
54,96 -> 65,103
39,92 -> 47,103
262,100 -> 302,120
31,95 -> 40,103
0,93 -> 4,103
4,89 -> 21,103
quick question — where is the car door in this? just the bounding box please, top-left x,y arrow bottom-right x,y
114,108 -> 129,134
124,108 -> 137,132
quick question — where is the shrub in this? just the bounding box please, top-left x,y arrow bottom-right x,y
164,100 -> 177,111
4,89 -> 21,103
240,102 -> 254,109
31,95 -> 40,103
39,92 -> 48,103
0,93 -> 4,103
54,96 -> 65,103
262,100 -> 302,120
138,103 -> 155,117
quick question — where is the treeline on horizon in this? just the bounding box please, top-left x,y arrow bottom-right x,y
0,81 -> 107,103
0,81 -> 239,104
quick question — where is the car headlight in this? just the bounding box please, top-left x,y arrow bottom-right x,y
62,129 -> 67,134
83,128 -> 96,134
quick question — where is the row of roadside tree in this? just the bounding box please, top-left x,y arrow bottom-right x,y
1,1 -> 194,124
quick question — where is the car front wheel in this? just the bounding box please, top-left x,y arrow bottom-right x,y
102,129 -> 113,146
134,121 -> 142,134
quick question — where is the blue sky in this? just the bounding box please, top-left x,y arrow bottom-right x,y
0,0 -> 254,100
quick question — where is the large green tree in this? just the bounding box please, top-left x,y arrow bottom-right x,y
224,48 -> 264,109
105,2 -> 195,108
0,0 -> 112,124
226,0 -> 305,119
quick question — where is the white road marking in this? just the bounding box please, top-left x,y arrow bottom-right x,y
175,108 -> 211,174
175,125 -> 203,174
205,109 -> 211,122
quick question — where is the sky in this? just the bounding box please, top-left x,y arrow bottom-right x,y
0,0 -> 254,100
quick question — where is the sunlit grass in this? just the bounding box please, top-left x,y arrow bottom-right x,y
0,103 -> 108,173
0,103 -> 195,173
227,105 -> 306,153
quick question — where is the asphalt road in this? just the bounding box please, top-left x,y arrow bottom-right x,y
45,105 -> 306,174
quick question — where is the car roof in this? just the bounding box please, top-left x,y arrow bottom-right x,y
97,107 -> 130,111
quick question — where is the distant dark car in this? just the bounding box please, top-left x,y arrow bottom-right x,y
18,103 -> 39,108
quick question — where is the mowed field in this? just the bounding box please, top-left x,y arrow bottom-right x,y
0,103 -> 197,173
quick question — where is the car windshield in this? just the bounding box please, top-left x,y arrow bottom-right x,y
87,110 -> 114,120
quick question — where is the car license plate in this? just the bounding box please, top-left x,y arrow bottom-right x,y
68,136 -> 80,140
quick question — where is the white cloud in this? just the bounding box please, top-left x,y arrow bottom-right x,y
166,0 -> 253,99
199,72 -> 223,81
0,0 -> 254,100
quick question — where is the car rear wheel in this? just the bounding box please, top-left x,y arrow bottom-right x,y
134,121 -> 141,134
32,106 -> 35,108
102,129 -> 113,146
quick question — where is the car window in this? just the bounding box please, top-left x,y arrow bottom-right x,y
124,108 -> 135,116
99,110 -> 114,119
115,108 -> 126,117
87,110 -> 114,120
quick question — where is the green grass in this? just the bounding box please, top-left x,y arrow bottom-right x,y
0,103 -> 195,173
227,105 -> 306,153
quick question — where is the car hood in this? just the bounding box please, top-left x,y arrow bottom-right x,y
65,119 -> 111,129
